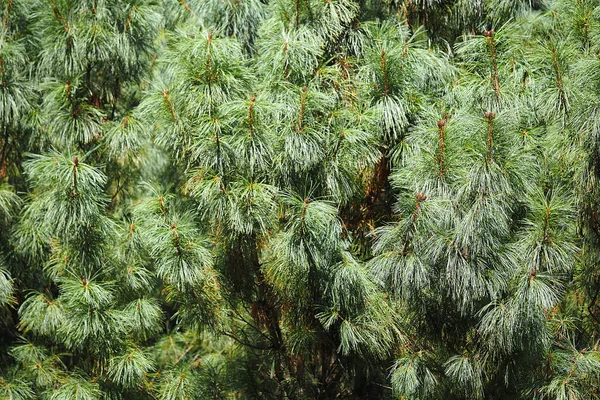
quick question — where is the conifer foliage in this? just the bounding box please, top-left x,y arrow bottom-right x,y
0,0 -> 599,399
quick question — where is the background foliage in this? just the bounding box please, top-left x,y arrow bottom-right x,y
0,0 -> 599,398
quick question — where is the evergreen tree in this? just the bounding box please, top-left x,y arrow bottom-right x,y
0,0 -> 599,399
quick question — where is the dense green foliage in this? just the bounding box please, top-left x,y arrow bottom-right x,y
0,0 -> 599,398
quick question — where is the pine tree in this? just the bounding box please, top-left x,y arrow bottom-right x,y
0,0 -> 599,399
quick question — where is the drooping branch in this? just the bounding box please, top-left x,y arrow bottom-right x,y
161,89 -> 178,122
215,123 -> 224,178
402,193 -> 426,255
437,119 -> 447,177
0,57 -> 4,87
2,0 -> 12,30
484,111 -> 495,165
70,156 -> 78,198
300,197 -> 310,222
124,4 -> 137,33
0,126 -> 10,175
50,0 -> 70,34
295,0 -> 300,29
331,130 -> 345,160
170,222 -> 183,257
128,223 -> 135,238
587,276 -> 600,324
380,49 -> 390,96
296,86 -> 308,133
283,41 -> 290,79
550,46 -> 568,114
205,31 -> 214,89
157,196 -> 167,216
484,30 -> 500,101
248,96 -> 256,138
543,206 -> 551,245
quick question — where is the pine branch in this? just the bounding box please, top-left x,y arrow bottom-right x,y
484,29 -> 500,101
